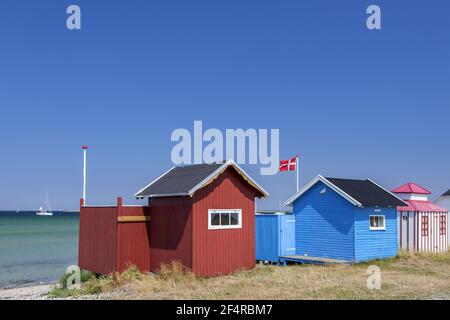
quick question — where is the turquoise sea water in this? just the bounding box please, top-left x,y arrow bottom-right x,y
0,211 -> 79,288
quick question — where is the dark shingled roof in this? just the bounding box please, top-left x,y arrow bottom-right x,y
136,163 -> 223,197
325,177 -> 406,207
442,189 -> 450,197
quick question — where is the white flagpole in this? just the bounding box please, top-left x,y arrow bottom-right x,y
82,145 -> 88,204
296,155 -> 299,192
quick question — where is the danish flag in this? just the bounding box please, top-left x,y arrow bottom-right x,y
279,156 -> 298,172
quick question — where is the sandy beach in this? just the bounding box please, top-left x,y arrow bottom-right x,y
0,284 -> 54,300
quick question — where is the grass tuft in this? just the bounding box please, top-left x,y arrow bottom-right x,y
157,261 -> 197,281
58,270 -> 94,289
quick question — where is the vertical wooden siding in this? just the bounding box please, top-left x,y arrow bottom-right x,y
78,206 -> 118,274
416,212 -> 448,253
149,196 -> 193,271
116,206 -> 151,272
79,166 -> 260,277
192,168 -> 257,276
255,215 -> 280,262
397,211 -> 448,253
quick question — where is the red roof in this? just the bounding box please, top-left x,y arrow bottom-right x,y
392,183 -> 431,194
397,200 -> 447,212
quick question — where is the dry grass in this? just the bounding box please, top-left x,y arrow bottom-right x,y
60,252 -> 450,300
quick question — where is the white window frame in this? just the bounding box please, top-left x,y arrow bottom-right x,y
369,215 -> 386,231
208,209 -> 242,230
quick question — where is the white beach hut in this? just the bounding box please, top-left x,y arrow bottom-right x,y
393,183 -> 448,253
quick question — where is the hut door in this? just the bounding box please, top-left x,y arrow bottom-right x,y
400,212 -> 415,251
400,213 -> 408,251
280,216 -> 295,256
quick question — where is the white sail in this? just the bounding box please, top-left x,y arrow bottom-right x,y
36,191 -> 53,216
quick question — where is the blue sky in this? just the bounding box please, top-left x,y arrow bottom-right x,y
0,0 -> 449,210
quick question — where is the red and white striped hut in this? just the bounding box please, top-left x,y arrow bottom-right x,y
392,183 -> 448,253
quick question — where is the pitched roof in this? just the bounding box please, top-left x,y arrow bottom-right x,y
397,200 -> 447,213
285,175 -> 406,208
135,160 -> 269,198
325,178 -> 407,207
391,183 -> 431,195
441,189 -> 450,197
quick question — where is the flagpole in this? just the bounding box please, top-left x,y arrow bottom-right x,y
82,145 -> 88,204
296,155 -> 299,192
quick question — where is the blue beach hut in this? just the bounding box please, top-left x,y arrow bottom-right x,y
255,211 -> 295,264
284,175 -> 407,263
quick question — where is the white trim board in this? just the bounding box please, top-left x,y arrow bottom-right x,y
369,215 -> 386,231
435,195 -> 450,205
208,209 -> 242,230
367,178 -> 408,206
134,166 -> 176,197
284,175 -> 362,207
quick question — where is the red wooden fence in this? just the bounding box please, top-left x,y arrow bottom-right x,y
78,198 -> 151,274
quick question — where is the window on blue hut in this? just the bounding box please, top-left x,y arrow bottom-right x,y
208,209 -> 242,230
370,215 -> 385,230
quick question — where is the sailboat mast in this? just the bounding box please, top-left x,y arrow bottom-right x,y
45,191 -> 52,212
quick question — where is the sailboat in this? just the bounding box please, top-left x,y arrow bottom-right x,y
36,191 -> 53,216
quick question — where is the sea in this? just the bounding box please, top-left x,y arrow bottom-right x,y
0,211 -> 79,289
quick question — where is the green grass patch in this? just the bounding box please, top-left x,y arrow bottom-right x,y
48,270 -> 105,298
58,270 -> 94,289
354,255 -> 400,269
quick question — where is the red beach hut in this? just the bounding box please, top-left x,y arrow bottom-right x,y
78,160 -> 268,276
